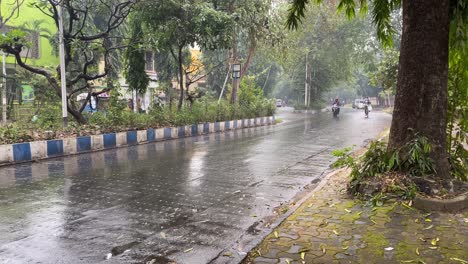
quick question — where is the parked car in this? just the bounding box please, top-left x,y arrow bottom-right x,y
276,99 -> 283,107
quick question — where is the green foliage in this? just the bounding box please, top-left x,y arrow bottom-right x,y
0,125 -> 33,144
447,20 -> 468,182
369,48 -> 399,92
331,146 -> 356,169
124,17 -> 150,95
35,104 -> 62,129
332,134 -> 441,197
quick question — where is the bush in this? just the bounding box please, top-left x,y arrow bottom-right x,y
332,134 -> 438,199
0,125 -> 33,144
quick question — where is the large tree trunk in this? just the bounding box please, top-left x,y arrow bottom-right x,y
388,0 -> 451,179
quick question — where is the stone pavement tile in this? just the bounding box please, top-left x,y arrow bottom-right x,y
243,169 -> 468,264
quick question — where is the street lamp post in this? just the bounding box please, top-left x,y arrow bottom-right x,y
305,53 -> 308,108
231,63 -> 241,103
58,2 -> 68,127
1,51 -> 6,125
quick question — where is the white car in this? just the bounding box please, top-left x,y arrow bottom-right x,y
353,99 -> 365,109
276,99 -> 283,107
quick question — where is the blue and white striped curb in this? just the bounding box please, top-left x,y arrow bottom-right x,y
0,116 -> 275,165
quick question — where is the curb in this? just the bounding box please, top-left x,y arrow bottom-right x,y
414,192 -> 468,213
0,116 -> 275,167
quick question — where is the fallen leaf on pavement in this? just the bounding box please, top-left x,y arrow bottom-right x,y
450,258 -> 468,263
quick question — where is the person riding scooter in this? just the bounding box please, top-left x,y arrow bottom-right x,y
332,98 -> 341,117
364,97 -> 372,118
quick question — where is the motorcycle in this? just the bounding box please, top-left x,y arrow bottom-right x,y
332,103 -> 340,118
364,103 -> 372,118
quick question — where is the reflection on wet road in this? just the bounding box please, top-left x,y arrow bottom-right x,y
0,108 -> 391,264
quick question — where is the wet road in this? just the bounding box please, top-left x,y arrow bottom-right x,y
0,108 -> 391,264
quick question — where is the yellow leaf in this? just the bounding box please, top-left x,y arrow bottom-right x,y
183,248 -> 193,253
320,244 -> 326,253
257,250 -> 261,256
429,246 -> 438,250
415,248 -> 420,256
371,219 -> 377,224
222,252 -> 233,257
450,257 -> 468,263
345,209 -> 352,213
423,225 -> 433,230
274,231 -> 279,238
333,230 -> 339,235
300,252 -> 305,260
342,246 -> 349,250
286,260 -> 291,264
425,219 -> 432,222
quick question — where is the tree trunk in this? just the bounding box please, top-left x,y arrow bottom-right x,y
68,104 -> 87,124
177,47 -> 184,111
388,0 -> 451,179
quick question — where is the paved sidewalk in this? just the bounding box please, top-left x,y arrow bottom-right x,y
243,169 -> 468,264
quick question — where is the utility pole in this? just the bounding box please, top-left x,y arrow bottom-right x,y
2,51 -> 6,125
304,53 -> 308,108
58,2 -> 68,127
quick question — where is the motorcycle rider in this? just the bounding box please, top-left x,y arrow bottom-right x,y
364,97 -> 371,117
332,97 -> 341,117
333,98 -> 341,107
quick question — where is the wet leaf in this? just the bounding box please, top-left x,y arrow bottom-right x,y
450,257 -> 468,263
415,248 -> 420,256
274,231 -> 279,238
320,244 -> 326,253
423,225 -> 434,230
300,252 -> 305,260
184,248 -> 193,253
402,202 -> 413,209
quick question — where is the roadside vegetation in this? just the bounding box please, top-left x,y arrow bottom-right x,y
0,81 -> 274,144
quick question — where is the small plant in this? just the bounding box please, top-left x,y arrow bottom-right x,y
332,133 -> 440,200
331,146 -> 355,169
